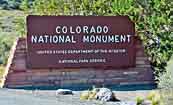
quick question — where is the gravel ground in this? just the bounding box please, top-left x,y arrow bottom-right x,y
0,88 -> 152,105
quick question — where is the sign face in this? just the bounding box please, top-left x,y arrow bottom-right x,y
27,16 -> 135,69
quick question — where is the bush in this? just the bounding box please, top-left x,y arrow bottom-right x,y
80,88 -> 98,100
0,66 -> 5,87
0,0 -> 21,10
159,89 -> 173,105
0,9 -> 25,65
0,0 -> 34,10
158,56 -> 173,89
136,96 -> 144,105
158,55 -> 173,104
0,66 -> 5,77
0,35 -> 16,65
132,0 -> 173,76
136,91 -> 161,105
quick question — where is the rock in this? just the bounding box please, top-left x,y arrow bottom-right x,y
56,89 -> 73,95
141,100 -> 152,105
95,88 -> 118,102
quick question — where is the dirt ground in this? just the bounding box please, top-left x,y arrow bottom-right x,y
0,88 -> 153,105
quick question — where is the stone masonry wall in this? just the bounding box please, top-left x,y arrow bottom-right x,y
4,37 -> 155,89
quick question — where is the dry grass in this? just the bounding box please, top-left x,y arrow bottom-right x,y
0,66 -> 5,87
160,89 -> 173,105
0,66 -> 5,77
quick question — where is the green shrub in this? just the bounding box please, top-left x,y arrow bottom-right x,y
0,35 -> 16,65
134,0 -> 173,76
0,0 -> 34,10
14,16 -> 26,37
0,9 -> 25,65
136,96 -> 144,105
0,0 -> 21,10
136,91 -> 161,105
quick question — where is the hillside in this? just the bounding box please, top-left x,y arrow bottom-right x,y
0,9 -> 25,65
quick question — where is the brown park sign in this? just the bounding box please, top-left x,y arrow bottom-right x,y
27,16 -> 135,69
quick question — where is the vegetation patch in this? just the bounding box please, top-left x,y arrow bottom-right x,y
0,66 -> 5,87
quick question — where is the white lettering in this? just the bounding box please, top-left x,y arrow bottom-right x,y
56,26 -> 61,34
31,35 -> 37,43
103,26 -> 109,33
62,26 -> 67,33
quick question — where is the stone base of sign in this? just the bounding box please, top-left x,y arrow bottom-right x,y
3,38 -> 156,90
